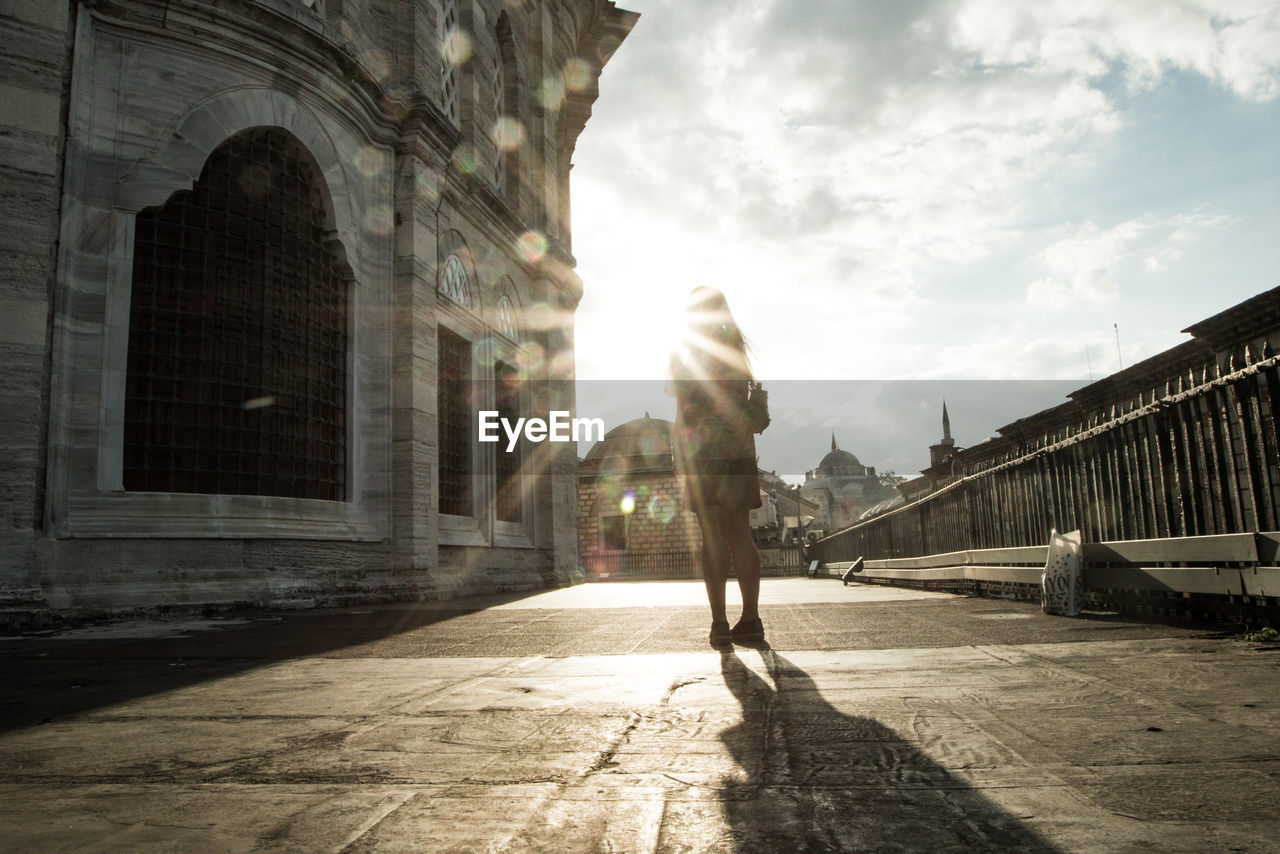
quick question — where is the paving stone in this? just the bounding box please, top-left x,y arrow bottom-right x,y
0,579 -> 1277,853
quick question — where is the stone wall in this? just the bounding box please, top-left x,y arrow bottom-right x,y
578,470 -> 702,578
0,1 -> 73,622
0,0 -> 636,626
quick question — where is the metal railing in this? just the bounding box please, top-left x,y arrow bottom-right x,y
813,351 -> 1280,565
821,532 -> 1280,620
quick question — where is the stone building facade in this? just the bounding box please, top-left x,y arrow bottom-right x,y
0,0 -> 636,624
576,415 -> 702,578
799,435 -> 891,534
752,470 -> 820,545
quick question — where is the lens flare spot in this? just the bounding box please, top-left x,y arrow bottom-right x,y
638,433 -> 667,460
526,301 -> 554,331
549,348 -> 575,378
441,28 -> 472,66
363,48 -> 392,82
647,493 -> 676,524
539,74 -> 565,110
619,491 -> 636,514
516,341 -> 545,371
242,396 -> 276,411
515,230 -> 548,264
416,165 -> 445,203
364,204 -> 395,234
472,336 -> 500,368
563,58 -> 593,93
235,164 -> 272,199
354,146 -> 386,177
452,144 -> 483,177
498,364 -> 522,390
493,117 -> 525,152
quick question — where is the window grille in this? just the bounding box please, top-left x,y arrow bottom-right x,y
440,0 -> 461,125
123,128 -> 349,500
496,15 -> 519,208
495,295 -> 517,340
601,515 -> 627,551
495,360 -> 523,523
438,325 -> 472,516
492,44 -> 506,188
439,254 -> 471,307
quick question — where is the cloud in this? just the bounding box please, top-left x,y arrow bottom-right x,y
1024,212 -> 1233,308
571,0 -> 1280,381
580,0 -> 1131,301
951,0 -> 1280,99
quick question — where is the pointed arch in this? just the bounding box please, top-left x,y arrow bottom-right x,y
121,87 -> 371,286
437,229 -> 481,313
123,127 -> 351,499
492,275 -> 522,341
495,11 -> 522,207
439,0 -> 462,126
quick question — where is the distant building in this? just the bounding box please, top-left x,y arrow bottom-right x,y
888,404 -> 959,513
577,415 -> 806,577
811,287 -> 1280,563
577,415 -> 701,578
753,471 -> 821,545
800,435 -> 893,532
929,401 -> 959,468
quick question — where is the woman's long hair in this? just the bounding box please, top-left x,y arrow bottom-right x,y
680,286 -> 753,380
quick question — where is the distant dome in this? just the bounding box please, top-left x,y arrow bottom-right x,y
580,413 -> 674,474
859,493 -> 905,522
818,447 -> 861,471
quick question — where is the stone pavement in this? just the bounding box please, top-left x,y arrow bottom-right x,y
2,578 -> 1279,853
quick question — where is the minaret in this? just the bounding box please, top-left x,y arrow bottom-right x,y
929,400 -> 957,468
831,433 -> 838,453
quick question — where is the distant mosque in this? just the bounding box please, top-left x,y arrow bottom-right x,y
929,401 -> 958,468
799,434 -> 889,533
802,403 -> 963,535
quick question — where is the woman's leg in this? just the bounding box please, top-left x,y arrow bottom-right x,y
696,505 -> 732,625
725,508 -> 761,622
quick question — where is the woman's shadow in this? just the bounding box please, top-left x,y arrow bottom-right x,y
717,646 -> 1061,853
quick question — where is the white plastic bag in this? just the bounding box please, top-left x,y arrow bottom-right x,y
1041,529 -> 1083,616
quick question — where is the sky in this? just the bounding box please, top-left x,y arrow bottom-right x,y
568,0 -> 1280,481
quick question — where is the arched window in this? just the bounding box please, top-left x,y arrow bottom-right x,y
439,254 -> 472,307
440,0 -> 461,126
492,37 -> 506,188
494,358 -> 523,523
495,294 -> 518,340
437,325 -> 473,517
123,127 -> 350,500
495,13 -> 521,206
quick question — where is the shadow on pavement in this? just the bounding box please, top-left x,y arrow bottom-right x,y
717,648 -> 1061,854
0,588 -> 545,734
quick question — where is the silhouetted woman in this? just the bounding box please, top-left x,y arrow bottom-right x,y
668,287 -> 764,646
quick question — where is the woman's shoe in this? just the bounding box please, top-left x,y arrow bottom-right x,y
709,620 -> 731,646
729,617 -> 764,644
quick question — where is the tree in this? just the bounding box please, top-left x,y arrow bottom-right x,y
876,470 -> 907,497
